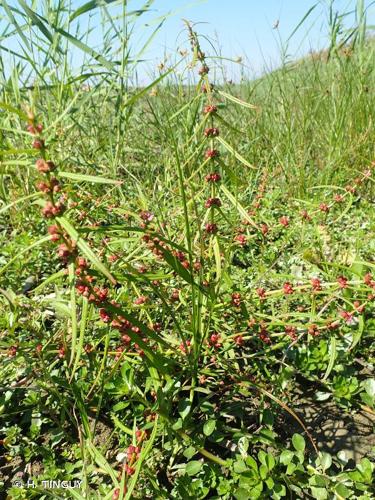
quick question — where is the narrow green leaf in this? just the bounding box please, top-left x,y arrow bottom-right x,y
322,336 -> 336,381
1,0 -> 31,51
86,441 -> 119,486
68,263 -> 78,366
69,0 -> 121,22
69,296 -> 89,380
212,237 -> 222,281
286,4 -> 318,43
216,136 -> 256,169
350,315 -> 365,351
18,0 -> 55,45
218,90 -> 258,109
51,24 -> 115,71
220,185 -> 259,229
30,270 -> 66,294
59,171 -> 122,185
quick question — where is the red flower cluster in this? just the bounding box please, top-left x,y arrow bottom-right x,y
235,234 -> 247,246
364,273 -> 375,288
27,123 -> 43,135
308,324 -> 319,336
134,296 -> 147,305
311,278 -> 322,291
42,200 -> 65,218
209,332 -> 221,348
205,197 -> 221,208
334,194 -> 344,203
179,339 -> 191,354
36,159 -> 56,173
205,223 -> 218,234
139,210 -> 154,223
279,216 -> 289,227
204,127 -> 219,137
198,64 -> 209,75
319,203 -> 330,213
234,335 -> 244,346
283,282 -> 294,295
203,104 -> 218,115
256,287 -> 266,300
259,326 -> 271,344
205,149 -> 220,159
337,276 -> 348,289
32,138 -> 45,150
57,243 -> 76,262
285,325 -> 297,341
231,292 -> 241,307
205,172 -> 221,183
301,210 -> 311,220
37,177 -> 60,194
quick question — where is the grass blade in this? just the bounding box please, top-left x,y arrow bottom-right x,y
218,90 -> 258,110
59,171 -> 122,185
220,185 -> 259,229
216,136 -> 256,170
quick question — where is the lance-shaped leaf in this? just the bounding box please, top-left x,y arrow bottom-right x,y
220,185 -> 259,230
216,136 -> 256,169
59,171 -> 122,185
218,90 -> 258,110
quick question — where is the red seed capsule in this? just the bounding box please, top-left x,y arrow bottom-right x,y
231,292 -> 242,307
36,158 -> 55,173
235,234 -> 247,246
204,127 -> 219,137
203,104 -> 218,115
308,324 -> 319,336
337,276 -> 348,289
134,296 -> 147,305
283,282 -> 294,295
205,223 -> 218,234
32,139 -> 45,150
311,278 -> 322,291
36,181 -> 50,193
279,216 -> 289,227
205,149 -> 220,160
205,197 -> 221,208
198,65 -> 209,75
205,172 -> 221,183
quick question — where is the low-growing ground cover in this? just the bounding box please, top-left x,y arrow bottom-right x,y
0,1 -> 374,498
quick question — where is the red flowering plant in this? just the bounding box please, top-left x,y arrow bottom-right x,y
0,10 -> 374,500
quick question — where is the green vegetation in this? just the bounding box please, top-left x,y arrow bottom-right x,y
0,1 -> 374,498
